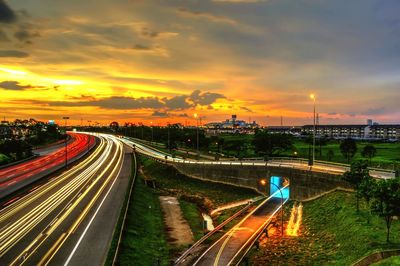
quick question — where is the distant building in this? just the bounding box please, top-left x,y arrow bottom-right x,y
204,115 -> 259,134
301,123 -> 400,140
266,126 -> 302,135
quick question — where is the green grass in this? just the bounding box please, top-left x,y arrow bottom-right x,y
282,140 -> 400,169
0,153 -> 10,165
250,191 -> 400,265
179,200 -> 204,241
105,154 -> 134,266
116,157 -> 259,265
140,157 -> 260,207
373,256 -> 400,265
117,172 -> 170,266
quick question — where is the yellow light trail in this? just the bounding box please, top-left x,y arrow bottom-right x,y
286,203 -> 302,236
12,135 -> 124,265
0,138 -> 110,255
0,133 -> 124,264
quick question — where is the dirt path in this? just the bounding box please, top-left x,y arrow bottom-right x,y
159,196 -> 194,246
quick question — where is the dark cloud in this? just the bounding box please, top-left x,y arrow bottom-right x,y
141,27 -> 159,38
0,49 -> 28,57
0,0 -> 17,23
190,89 -> 226,105
0,29 -> 10,42
14,28 -> 40,44
132,44 -> 152,50
362,107 -> 387,116
176,7 -> 237,25
240,106 -> 253,112
151,111 -> 169,117
164,95 -> 192,110
48,96 -> 164,110
37,90 -> 225,111
0,81 -> 33,90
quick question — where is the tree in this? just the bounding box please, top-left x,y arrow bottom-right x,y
224,139 -> 244,157
317,136 -> 329,157
361,144 -> 377,162
371,178 -> 400,242
343,160 -> 370,212
253,131 -> 293,156
340,138 -> 357,163
358,175 -> 376,223
326,149 -> 334,161
109,121 -> 119,132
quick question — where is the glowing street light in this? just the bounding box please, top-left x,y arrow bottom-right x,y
310,93 -> 316,166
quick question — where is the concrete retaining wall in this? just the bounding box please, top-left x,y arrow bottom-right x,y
172,162 -> 350,201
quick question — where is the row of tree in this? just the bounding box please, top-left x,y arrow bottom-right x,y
343,161 -> 400,242
339,138 -> 377,163
105,124 -> 380,163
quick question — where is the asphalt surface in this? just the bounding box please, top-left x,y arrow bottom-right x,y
0,133 -> 130,266
193,196 -> 287,266
0,133 -> 96,199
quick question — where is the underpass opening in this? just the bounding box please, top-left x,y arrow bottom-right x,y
270,176 -> 290,199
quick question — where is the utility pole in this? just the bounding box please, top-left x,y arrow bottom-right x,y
310,94 -> 316,166
63,116 -> 70,167
194,113 -> 199,158
167,123 -> 170,152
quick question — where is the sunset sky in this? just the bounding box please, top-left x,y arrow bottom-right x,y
1,0 -> 399,126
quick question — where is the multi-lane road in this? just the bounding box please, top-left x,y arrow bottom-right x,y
0,133 -> 132,265
0,133 -> 96,199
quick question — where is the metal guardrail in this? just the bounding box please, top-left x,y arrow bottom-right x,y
112,150 -> 138,265
0,155 -> 39,170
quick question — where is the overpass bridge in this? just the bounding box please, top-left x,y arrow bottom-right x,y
120,137 -> 394,201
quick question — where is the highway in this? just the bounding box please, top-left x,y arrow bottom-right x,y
0,133 -> 131,265
122,136 -> 395,179
0,133 -> 96,199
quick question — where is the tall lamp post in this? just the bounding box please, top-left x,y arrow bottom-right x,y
260,179 -> 284,236
63,116 -> 70,167
150,121 -> 154,144
194,113 -> 199,158
167,122 -> 170,152
310,94 -> 316,166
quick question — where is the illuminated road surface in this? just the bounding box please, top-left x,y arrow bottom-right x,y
194,194 -> 288,266
0,133 -> 130,265
0,133 -> 95,199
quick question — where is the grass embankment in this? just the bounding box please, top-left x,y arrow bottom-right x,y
179,200 -> 204,241
281,141 -> 400,169
117,171 -> 169,266
373,256 -> 400,265
250,191 -> 400,265
141,157 -> 259,206
117,156 -> 259,265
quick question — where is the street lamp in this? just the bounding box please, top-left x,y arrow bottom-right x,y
63,116 -> 70,167
150,121 -> 153,144
194,113 -> 199,158
260,178 -> 284,237
310,94 -> 316,166
167,122 -> 170,152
